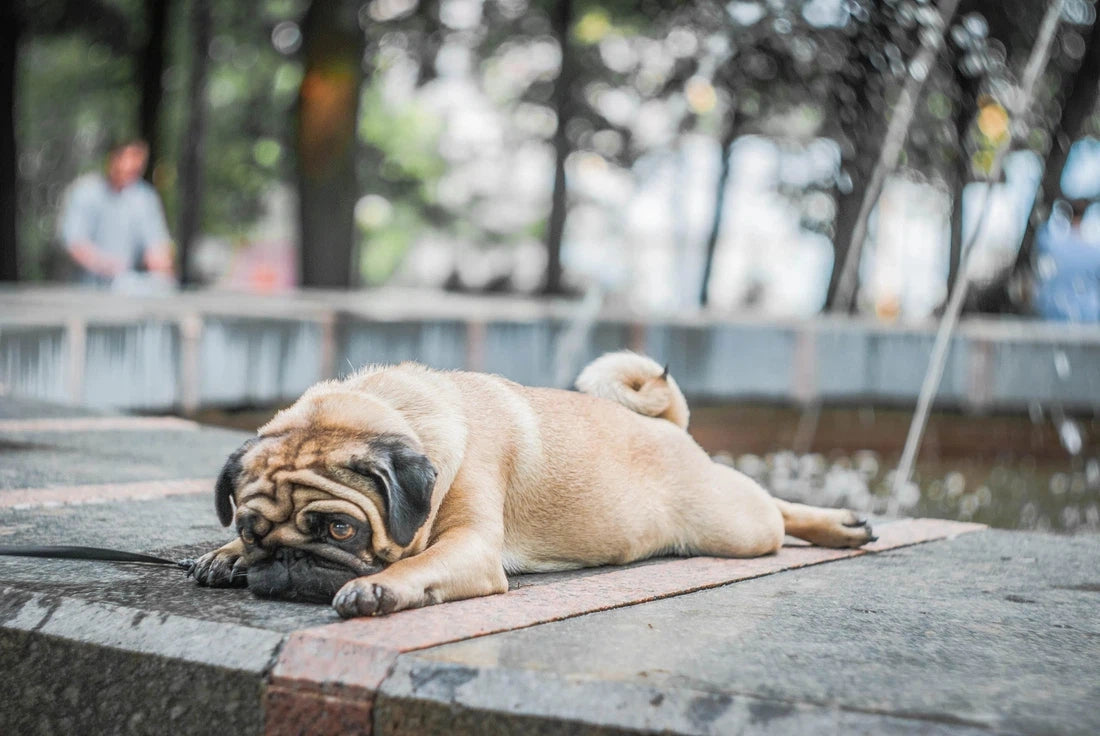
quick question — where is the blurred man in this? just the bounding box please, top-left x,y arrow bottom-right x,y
1033,199 -> 1100,323
58,137 -> 175,287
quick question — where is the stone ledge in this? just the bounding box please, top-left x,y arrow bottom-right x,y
263,519 -> 984,735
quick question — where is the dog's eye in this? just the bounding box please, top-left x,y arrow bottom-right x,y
240,529 -> 255,545
328,521 -> 355,541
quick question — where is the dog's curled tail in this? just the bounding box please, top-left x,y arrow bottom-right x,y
575,351 -> 689,430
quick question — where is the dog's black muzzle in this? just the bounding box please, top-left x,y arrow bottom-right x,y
247,548 -> 366,603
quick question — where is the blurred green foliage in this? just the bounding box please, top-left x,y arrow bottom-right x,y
160,1 -> 304,235
356,78 -> 446,284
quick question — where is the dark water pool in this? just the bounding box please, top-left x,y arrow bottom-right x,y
716,449 -> 1100,534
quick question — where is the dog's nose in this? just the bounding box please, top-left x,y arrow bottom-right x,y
274,548 -> 308,562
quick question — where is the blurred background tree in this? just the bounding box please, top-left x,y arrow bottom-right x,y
5,0 -> 1100,318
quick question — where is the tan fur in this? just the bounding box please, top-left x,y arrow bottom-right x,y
195,353 -> 873,617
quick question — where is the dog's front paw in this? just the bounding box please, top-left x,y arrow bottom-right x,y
333,577 -> 428,618
189,543 -> 248,588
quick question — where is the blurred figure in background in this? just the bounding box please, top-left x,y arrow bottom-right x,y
1034,198 -> 1100,323
57,137 -> 175,290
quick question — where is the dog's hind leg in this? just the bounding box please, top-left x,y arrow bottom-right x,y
773,499 -> 875,548
676,463 -> 786,558
679,465 -> 874,557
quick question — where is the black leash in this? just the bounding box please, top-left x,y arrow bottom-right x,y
0,545 -> 255,586
0,544 -> 196,573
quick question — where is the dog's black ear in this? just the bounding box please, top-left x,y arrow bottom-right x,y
215,439 -> 258,526
350,436 -> 437,547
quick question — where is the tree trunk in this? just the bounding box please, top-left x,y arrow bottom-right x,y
1014,12 -> 1100,274
414,0 -> 442,86
947,160 -> 965,294
543,0 -> 574,297
176,0 -> 211,286
296,0 -> 365,289
947,66 -> 978,294
828,0 -> 960,313
138,0 -> 170,181
699,117 -> 738,307
0,6 -> 19,282
824,173 -> 867,310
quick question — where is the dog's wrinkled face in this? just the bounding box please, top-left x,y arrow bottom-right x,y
214,412 -> 437,602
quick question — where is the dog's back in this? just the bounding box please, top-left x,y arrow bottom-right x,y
574,351 -> 689,430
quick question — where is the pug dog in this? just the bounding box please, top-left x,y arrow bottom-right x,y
191,351 -> 874,617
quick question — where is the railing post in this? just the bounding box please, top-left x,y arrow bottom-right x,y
65,318 -> 86,406
179,314 -> 203,415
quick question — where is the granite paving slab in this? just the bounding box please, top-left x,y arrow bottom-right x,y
377,529 -> 1100,736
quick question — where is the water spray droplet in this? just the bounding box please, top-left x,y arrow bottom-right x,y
1054,350 -> 1071,379
976,486 -> 993,506
1050,473 -> 1070,496
1020,501 -> 1039,526
945,471 -> 966,498
737,454 -> 766,479
897,481 -> 921,509
959,493 -> 980,519
712,452 -> 735,467
1057,419 -> 1083,456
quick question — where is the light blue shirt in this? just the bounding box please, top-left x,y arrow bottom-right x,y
1034,217 -> 1100,323
58,173 -> 170,284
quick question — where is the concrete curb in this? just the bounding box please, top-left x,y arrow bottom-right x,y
0,585 -> 283,736
0,584 -> 283,671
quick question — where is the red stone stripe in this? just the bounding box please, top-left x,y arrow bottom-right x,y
263,518 -> 985,735
264,685 -> 374,736
0,416 -> 200,433
0,478 -> 214,509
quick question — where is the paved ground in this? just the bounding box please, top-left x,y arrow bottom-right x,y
0,397 -> 1097,735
